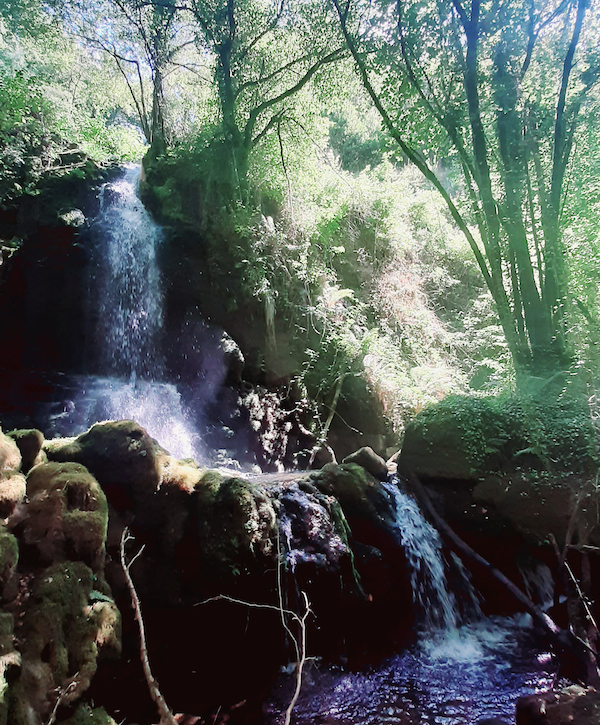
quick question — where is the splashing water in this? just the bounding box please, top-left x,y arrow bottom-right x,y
92,165 -> 165,379
266,615 -> 554,725
382,478 -> 481,630
48,165 -> 202,459
266,480 -> 553,724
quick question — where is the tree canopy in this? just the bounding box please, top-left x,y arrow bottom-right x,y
4,0 -> 600,397
333,0 -> 600,382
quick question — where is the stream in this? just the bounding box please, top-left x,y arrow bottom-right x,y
266,616 -> 554,724
267,478 -> 555,725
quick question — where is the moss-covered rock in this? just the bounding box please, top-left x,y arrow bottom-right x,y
196,472 -> 277,575
309,463 -> 386,523
44,421 -> 162,507
399,394 -> 599,480
0,431 -> 20,476
23,462 -> 108,570
0,527 -> 18,587
12,561 -> 120,724
342,446 -> 389,481
0,471 -> 26,519
8,430 -> 45,474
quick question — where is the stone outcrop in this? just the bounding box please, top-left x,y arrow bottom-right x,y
22,420 -> 410,724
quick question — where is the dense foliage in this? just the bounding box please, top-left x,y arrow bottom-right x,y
3,0 -> 600,437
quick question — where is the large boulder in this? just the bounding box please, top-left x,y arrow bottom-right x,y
342,446 -> 389,481
22,462 -> 108,571
399,394 -> 599,480
44,421 -> 162,512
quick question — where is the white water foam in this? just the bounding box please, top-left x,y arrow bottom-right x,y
382,479 -> 481,630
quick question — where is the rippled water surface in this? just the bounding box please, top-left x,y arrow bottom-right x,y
266,616 -> 555,725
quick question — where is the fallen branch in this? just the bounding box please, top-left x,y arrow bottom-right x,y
406,472 -> 600,685
120,528 -> 178,725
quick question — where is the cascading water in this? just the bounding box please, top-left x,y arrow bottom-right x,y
92,165 -> 164,380
266,479 -> 555,725
48,165 -> 202,459
382,478 -> 481,630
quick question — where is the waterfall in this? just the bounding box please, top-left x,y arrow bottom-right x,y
48,165 -> 201,460
382,478 -> 481,630
91,165 -> 164,380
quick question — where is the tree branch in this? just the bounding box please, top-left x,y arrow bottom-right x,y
120,529 -> 178,725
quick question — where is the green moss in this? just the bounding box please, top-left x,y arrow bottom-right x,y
196,475 -> 277,575
310,463 -> 379,518
400,393 -> 599,479
59,703 -> 117,725
25,462 -> 108,569
0,528 -> 18,584
12,561 -> 121,723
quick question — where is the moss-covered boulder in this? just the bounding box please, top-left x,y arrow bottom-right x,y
0,428 -> 25,518
44,421 -> 162,508
12,561 -> 120,725
0,431 -> 20,475
399,394 -> 599,480
342,447 -> 389,481
8,429 -> 45,474
309,462 -> 389,524
23,462 -> 108,571
196,472 -> 277,575
0,527 -> 18,588
0,471 -> 26,519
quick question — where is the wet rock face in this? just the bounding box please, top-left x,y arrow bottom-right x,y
517,686 -> 600,725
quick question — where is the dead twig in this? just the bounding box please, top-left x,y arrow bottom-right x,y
195,541 -> 311,725
120,528 -> 178,725
46,675 -> 80,725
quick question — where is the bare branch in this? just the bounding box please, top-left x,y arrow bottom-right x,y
120,529 -> 178,725
244,46 -> 346,147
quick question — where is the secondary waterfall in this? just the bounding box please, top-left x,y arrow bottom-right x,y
48,165 -> 201,459
267,481 -> 553,725
383,478 -> 481,630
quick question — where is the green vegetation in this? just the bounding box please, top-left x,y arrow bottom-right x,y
401,393 -> 600,480
3,0 -> 600,445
